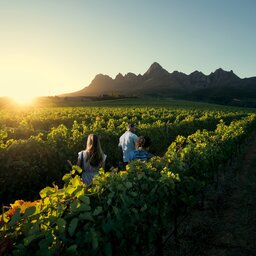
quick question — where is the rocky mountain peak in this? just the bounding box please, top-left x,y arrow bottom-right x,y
93,74 -> 112,80
60,63 -> 250,100
190,70 -> 205,76
189,70 -> 209,86
125,72 -> 137,79
209,68 -> 240,82
189,70 -> 207,79
90,74 -> 113,87
144,62 -> 169,77
115,73 -> 124,80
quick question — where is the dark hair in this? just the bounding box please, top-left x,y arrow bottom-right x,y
128,123 -> 136,129
85,134 -> 103,167
136,136 -> 151,149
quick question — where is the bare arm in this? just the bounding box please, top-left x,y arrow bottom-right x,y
77,151 -> 84,168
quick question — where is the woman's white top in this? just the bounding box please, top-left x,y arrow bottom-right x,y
78,150 -> 107,173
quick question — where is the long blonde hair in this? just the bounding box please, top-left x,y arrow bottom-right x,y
85,134 -> 103,167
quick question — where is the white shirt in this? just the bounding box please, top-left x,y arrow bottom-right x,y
118,131 -> 138,162
78,150 -> 107,173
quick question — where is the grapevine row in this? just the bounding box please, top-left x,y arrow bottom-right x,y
1,114 -> 256,255
0,108 -> 249,204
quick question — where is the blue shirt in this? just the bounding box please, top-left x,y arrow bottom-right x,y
128,149 -> 154,162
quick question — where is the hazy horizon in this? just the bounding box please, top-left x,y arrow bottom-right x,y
1,0 -> 256,100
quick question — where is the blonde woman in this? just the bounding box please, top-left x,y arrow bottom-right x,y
77,134 -> 106,185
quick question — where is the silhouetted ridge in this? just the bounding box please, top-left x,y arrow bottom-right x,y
60,63 -> 256,107
209,68 -> 240,84
144,62 -> 169,77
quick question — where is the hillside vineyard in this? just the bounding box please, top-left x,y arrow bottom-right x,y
1,103 -> 256,255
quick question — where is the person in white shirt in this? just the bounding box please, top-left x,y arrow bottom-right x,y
118,123 -> 138,165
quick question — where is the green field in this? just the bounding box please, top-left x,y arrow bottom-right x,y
3,96 -> 256,110
1,97 -> 256,255
0,97 -> 254,203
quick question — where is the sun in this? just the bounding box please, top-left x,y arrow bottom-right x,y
10,94 -> 36,105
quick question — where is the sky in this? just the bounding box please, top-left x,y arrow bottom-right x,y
1,0 -> 256,99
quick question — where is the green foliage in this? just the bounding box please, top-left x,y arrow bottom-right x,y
0,106 -> 248,204
1,112 -> 256,255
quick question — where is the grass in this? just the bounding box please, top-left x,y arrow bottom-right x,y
1,96 -> 256,113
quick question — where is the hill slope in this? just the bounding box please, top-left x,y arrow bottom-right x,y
61,63 -> 256,106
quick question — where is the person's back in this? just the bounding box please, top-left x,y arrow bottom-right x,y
77,134 -> 106,185
118,123 -> 138,163
128,135 -> 153,162
78,150 -> 106,172
129,149 -> 153,161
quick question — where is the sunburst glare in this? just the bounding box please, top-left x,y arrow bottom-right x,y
10,94 -> 36,105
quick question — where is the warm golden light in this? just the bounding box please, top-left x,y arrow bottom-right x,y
10,94 -> 36,105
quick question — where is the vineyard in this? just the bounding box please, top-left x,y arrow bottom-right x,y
0,99 -> 256,255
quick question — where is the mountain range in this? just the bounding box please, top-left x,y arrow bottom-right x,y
61,62 -> 256,106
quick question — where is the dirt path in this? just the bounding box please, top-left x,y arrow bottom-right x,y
165,134 -> 256,256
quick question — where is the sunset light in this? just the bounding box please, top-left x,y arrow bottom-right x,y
1,1 -> 256,254
0,1 -> 255,100
10,94 -> 36,105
